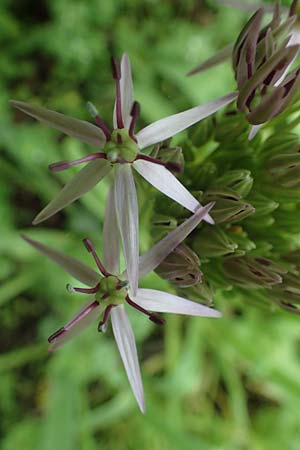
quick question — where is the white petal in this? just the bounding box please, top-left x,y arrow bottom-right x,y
133,160 -> 213,223
103,184 -> 120,274
248,124 -> 261,141
49,301 -> 102,351
138,202 -> 215,279
111,305 -> 145,413
113,53 -> 134,129
22,235 -> 99,286
10,100 -> 106,148
33,159 -> 112,224
136,91 -> 238,149
114,165 -> 139,295
135,289 -> 221,317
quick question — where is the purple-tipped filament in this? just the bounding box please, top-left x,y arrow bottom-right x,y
48,238 -> 165,343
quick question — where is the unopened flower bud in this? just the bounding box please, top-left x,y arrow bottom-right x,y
223,256 -> 284,288
155,244 -> 202,287
193,226 -> 238,258
202,188 -> 255,224
213,169 -> 253,197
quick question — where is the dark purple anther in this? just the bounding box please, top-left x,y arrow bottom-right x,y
111,56 -> 124,129
48,327 -> 65,343
126,296 -> 165,326
83,238 -> 110,277
98,304 -> 115,332
290,0 -> 298,17
49,153 -> 107,172
129,101 -> 140,141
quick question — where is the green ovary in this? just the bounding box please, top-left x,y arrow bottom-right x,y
105,129 -> 139,163
95,275 -> 128,305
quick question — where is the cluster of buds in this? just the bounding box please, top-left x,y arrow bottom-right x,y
233,1 -> 300,126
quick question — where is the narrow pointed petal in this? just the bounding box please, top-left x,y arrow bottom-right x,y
113,53 -> 134,128
22,235 -> 99,286
248,124 -> 262,140
10,100 -> 106,148
187,43 -> 233,76
33,159 -> 112,224
136,92 -> 238,149
49,301 -> 102,351
114,165 -> 139,296
138,202 -> 215,279
133,159 -> 213,223
111,305 -> 145,413
135,289 -> 221,317
103,185 -> 120,274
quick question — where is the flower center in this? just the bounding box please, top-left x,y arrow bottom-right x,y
105,129 -> 139,163
95,275 -> 128,304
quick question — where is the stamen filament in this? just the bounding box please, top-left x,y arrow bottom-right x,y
98,304 -> 115,332
49,153 -> 107,172
126,296 -> 165,325
129,101 -> 140,141
83,238 -> 111,277
48,300 -> 100,343
135,154 -> 181,173
86,101 -> 111,140
111,57 -> 124,129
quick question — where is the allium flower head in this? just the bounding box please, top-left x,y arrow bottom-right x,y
22,202 -> 220,413
11,53 -> 237,295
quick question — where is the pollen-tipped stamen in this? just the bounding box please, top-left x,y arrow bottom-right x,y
98,304 -> 115,332
66,283 -> 100,294
129,101 -> 140,141
83,238 -> 110,277
49,152 -> 107,172
86,101 -> 111,140
111,57 -> 124,129
48,300 -> 100,343
126,296 -> 165,325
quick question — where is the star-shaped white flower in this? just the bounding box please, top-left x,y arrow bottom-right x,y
22,201 -> 220,413
11,53 -> 237,295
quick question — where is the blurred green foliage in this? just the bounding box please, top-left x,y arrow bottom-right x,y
1,1 -> 300,449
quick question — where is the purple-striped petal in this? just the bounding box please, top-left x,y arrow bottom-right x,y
10,100 -> 106,148
33,159 -> 112,224
138,202 -> 215,279
135,92 -> 238,149
133,159 -> 213,223
114,164 -> 139,296
22,235 -> 99,286
135,288 -> 221,317
111,305 -> 145,413
103,184 -> 120,274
